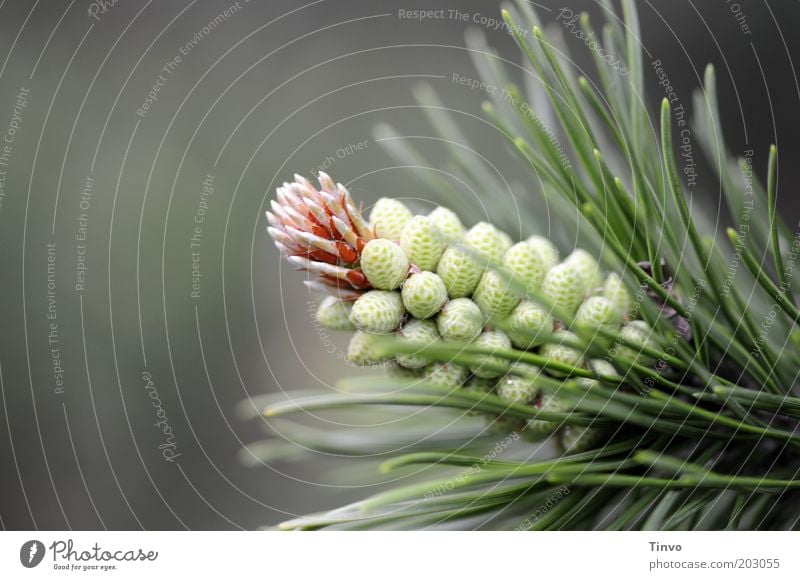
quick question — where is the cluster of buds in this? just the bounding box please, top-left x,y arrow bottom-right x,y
268,173 -> 656,452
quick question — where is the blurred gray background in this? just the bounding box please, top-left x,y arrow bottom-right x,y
1,0 -> 799,529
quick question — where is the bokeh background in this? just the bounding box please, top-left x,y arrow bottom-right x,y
1,0 -> 799,530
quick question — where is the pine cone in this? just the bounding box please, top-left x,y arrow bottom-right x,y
268,172 -> 650,454
266,172 -> 375,299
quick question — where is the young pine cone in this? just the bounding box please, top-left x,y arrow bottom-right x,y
269,173 -> 656,452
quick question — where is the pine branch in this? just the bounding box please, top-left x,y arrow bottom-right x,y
254,0 -> 800,530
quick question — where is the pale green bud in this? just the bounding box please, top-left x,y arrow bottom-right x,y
396,318 -> 439,369
469,329 -> 512,378
315,296 -> 355,331
425,361 -> 469,388
497,376 -> 537,405
350,290 -> 405,334
576,359 -> 619,388
525,392 -> 570,441
497,363 -> 542,404
617,320 -> 656,365
360,238 -> 409,290
573,296 -> 622,339
508,361 -> 542,378
503,241 -> 549,293
561,425 -> 603,454
602,273 -> 633,319
400,215 -> 445,271
347,331 -> 383,367
401,271 -> 448,319
564,248 -> 602,290
541,260 -> 591,316
436,297 -> 483,342
464,221 -> 507,265
540,330 -> 583,377
387,362 -> 428,379
472,270 -> 521,321
428,206 -> 465,242
504,300 -> 553,349
526,235 -> 560,271
369,197 -> 412,241
436,245 -> 483,298
589,358 -> 618,376
496,229 -> 513,255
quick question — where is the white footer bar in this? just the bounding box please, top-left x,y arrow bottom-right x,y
0,531 -> 797,579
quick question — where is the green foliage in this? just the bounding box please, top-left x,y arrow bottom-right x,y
254,0 -> 800,530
